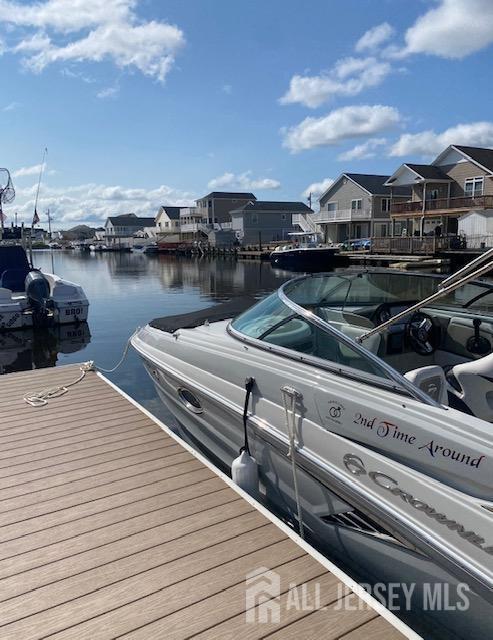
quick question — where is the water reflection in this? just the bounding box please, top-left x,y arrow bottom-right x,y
0,323 -> 91,374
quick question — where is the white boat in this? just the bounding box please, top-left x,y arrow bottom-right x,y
132,253 -> 493,634
0,245 -> 89,330
270,232 -> 348,270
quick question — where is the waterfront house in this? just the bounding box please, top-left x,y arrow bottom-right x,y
230,200 -> 313,245
385,145 -> 493,245
155,206 -> 182,236
105,214 -> 156,248
317,174 -> 411,243
180,191 -> 258,243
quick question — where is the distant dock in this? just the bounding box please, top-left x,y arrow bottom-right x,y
0,365 -> 416,639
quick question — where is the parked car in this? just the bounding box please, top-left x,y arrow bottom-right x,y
349,237 -> 371,250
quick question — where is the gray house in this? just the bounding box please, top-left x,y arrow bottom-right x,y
318,174 -> 411,243
195,191 -> 257,225
105,214 -> 156,247
230,201 -> 313,245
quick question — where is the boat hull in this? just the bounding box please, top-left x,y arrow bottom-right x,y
270,247 -> 349,271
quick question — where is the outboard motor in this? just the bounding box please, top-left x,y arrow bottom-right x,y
25,271 -> 53,327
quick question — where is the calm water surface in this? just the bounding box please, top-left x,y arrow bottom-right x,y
18,250 -> 292,422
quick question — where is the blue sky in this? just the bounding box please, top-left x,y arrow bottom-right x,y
1,0 -> 493,228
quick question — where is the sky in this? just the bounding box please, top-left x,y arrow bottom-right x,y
1,0 -> 493,229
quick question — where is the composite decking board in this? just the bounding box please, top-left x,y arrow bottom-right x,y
0,481 -> 231,563
0,445 -> 189,500
0,459 -> 207,527
0,496 -> 248,584
0,439 -> 178,489
0,365 -> 411,640
0,450 -> 193,509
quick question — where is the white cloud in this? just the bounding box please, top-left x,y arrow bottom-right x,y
207,171 -> 281,191
282,104 -> 401,153
403,0 -> 493,59
2,101 -> 19,111
11,180 -> 195,227
337,137 -> 387,161
355,23 -> 395,53
97,84 -> 119,99
0,0 -> 185,82
389,122 -> 493,156
302,177 -> 334,201
221,84 -> 232,95
12,163 -> 55,178
280,56 -> 391,108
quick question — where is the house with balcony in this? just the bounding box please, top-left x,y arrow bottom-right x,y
195,191 -> 257,225
104,214 -> 156,247
230,201 -> 313,245
317,173 -> 411,243
385,145 -> 493,245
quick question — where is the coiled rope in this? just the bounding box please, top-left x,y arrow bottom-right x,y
23,328 -> 139,407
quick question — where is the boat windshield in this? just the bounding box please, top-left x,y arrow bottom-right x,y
230,270 -> 493,404
282,271 -> 493,313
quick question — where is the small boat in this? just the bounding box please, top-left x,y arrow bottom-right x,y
270,232 -> 348,270
0,245 -> 89,330
132,243 -> 159,254
132,250 -> 493,633
89,243 -> 107,252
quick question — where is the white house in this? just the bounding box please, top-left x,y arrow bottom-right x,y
155,206 -> 182,235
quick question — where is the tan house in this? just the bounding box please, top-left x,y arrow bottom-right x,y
385,145 -> 493,240
317,173 -> 411,243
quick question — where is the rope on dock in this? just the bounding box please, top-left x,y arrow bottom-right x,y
23,328 -> 140,406
24,361 -> 95,407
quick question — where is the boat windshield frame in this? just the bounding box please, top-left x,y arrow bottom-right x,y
228,272 -> 443,407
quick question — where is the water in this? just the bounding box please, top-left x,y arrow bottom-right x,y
17,250 -> 292,422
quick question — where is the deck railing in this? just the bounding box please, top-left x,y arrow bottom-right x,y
371,235 -> 468,254
391,195 -> 493,215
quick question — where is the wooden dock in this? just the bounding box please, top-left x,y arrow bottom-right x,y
0,365 -> 417,639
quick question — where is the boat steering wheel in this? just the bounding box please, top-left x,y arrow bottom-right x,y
406,312 -> 440,356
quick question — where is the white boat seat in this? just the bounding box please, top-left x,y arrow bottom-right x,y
404,365 -> 448,405
317,308 -> 381,355
450,354 -> 493,421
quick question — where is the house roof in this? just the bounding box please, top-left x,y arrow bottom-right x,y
452,145 -> 493,173
321,173 -> 411,200
404,164 -> 450,180
107,214 -> 156,226
345,173 -> 411,195
200,192 -> 257,200
159,206 -> 181,220
230,200 -> 313,214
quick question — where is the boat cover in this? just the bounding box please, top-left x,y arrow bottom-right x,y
149,296 -> 257,333
0,246 -> 31,291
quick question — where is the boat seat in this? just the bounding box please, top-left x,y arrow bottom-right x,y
450,355 -> 493,421
0,268 -> 30,292
317,308 -> 381,355
404,365 -> 448,405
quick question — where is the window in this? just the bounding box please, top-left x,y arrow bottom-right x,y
327,202 -> 337,212
427,189 -> 439,200
381,198 -> 391,213
351,199 -> 362,211
465,177 -> 484,197
251,213 -> 259,223
281,213 -> 287,221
